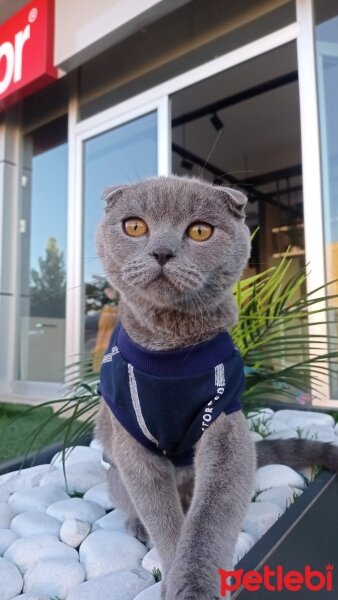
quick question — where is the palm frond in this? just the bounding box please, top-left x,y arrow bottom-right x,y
234,256 -> 338,406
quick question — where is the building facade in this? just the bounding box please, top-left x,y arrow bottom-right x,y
0,0 -> 337,405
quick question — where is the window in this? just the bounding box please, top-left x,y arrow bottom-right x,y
83,111 -> 157,369
18,116 -> 68,383
315,0 -> 338,399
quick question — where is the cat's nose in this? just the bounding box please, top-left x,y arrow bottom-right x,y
151,248 -> 175,266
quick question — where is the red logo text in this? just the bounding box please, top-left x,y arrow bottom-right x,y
0,0 -> 57,110
219,564 -> 334,594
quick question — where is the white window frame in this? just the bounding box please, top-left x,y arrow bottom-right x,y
296,0 -> 335,406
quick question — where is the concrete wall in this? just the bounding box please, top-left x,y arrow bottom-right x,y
54,0 -> 192,71
0,0 -> 192,71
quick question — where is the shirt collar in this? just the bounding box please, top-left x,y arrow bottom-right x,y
116,323 -> 235,377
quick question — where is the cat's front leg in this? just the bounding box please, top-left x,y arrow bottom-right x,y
163,411 -> 256,600
111,416 -> 185,572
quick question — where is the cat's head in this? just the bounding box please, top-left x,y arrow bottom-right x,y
96,176 -> 250,311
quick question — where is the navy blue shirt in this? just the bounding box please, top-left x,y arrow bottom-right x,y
97,324 -> 244,466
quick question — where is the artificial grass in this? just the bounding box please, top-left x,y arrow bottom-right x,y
0,402 -> 80,464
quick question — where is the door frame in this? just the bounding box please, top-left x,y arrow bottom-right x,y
315,40 -> 338,403
316,39 -> 338,254
65,96 -> 171,369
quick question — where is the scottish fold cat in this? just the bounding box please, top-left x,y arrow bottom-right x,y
95,176 -> 338,599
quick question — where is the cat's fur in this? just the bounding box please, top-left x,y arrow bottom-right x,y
95,176 -> 338,600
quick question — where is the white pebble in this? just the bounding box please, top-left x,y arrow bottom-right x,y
0,528 -> 19,555
271,409 -> 335,429
101,459 -> 111,470
255,486 -> 303,509
0,557 -> 23,599
134,582 -> 162,600
51,446 -> 102,469
4,534 -> 78,574
79,529 -> 147,579
268,421 -> 291,434
89,438 -> 104,452
47,498 -> 105,524
255,465 -> 306,493
39,462 -> 107,494
297,424 -> 336,442
8,485 -> 69,514
60,519 -> 91,547
66,569 -> 154,600
242,502 -> 282,541
0,489 -> 10,502
233,532 -> 255,564
92,508 -> 129,533
0,503 -> 15,528
23,557 -> 85,598
11,512 -> 61,538
12,595 -> 48,600
84,482 -> 114,510
0,465 -> 56,495
142,547 -> 162,573
251,431 -> 263,442
0,473 -> 14,485
246,408 -> 274,431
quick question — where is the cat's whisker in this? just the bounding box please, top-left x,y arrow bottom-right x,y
200,129 -> 223,177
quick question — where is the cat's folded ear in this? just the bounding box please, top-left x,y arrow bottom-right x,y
102,185 -> 128,210
217,186 -> 247,219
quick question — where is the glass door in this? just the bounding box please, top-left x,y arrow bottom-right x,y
315,8 -> 338,399
68,98 -> 170,372
83,111 -> 158,369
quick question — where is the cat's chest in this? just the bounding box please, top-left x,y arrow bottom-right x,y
97,325 -> 244,466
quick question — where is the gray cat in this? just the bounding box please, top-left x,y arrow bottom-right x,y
95,176 -> 338,600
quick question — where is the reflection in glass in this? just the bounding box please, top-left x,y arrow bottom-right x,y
171,44 -> 309,394
19,117 -> 68,382
315,2 -> 338,398
83,111 -> 157,369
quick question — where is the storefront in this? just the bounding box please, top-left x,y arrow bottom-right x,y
0,0 -> 337,405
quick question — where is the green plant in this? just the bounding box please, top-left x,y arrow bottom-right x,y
152,567 -> 162,582
69,490 -> 85,498
0,403 -> 78,463
23,253 -> 338,455
247,415 -> 272,438
233,254 -> 338,407
295,427 -> 318,441
285,487 -> 304,510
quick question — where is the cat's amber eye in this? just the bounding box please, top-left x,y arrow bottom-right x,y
187,222 -> 213,242
123,218 -> 148,237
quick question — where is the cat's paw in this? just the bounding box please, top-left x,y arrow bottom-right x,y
126,516 -> 150,544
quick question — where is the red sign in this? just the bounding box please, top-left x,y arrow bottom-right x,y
0,0 -> 57,111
